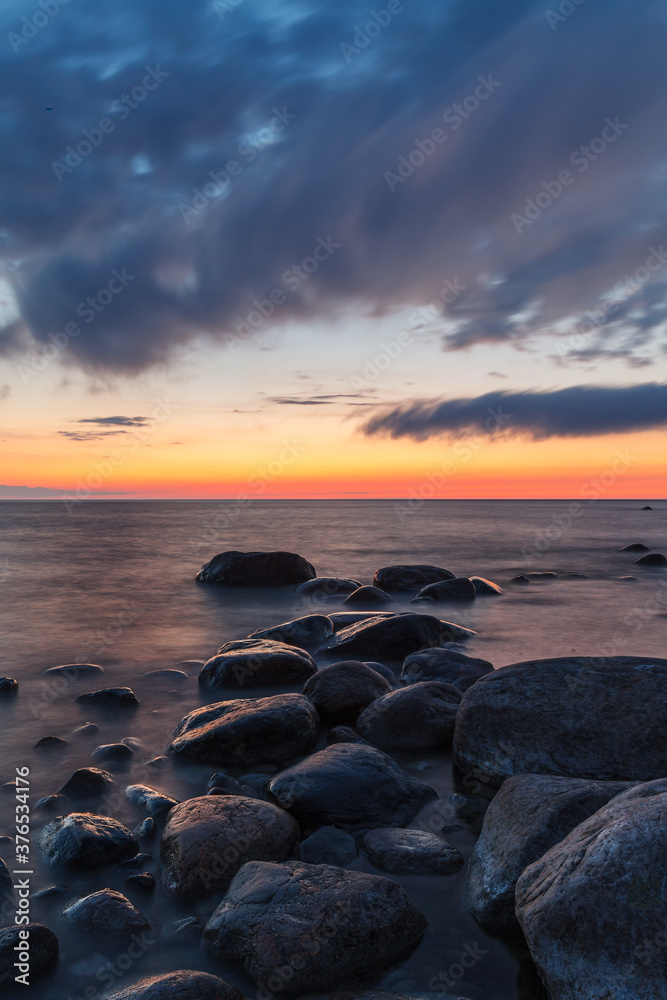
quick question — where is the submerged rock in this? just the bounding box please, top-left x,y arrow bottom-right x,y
359,828 -> 463,875
43,663 -> 103,677
58,767 -> 114,799
203,860 -> 428,992
516,779 -> 667,1000
470,576 -> 503,595
356,682 -> 461,751
636,552 -> 667,566
296,577 -> 362,598
468,774 -> 636,934
343,586 -> 395,608
76,687 -> 139,709
34,736 -> 69,750
199,639 -> 316,688
319,613 -> 474,660
63,888 -> 150,941
454,655 -> 667,786
92,743 -> 134,763
412,578 -> 476,602
168,693 -> 319,767
267,742 -> 436,829
401,648 -> 493,691
0,676 -> 18,697
104,971 -> 246,1000
41,813 -> 138,868
373,565 -> 455,592
620,543 -> 649,552
160,794 -> 300,898
246,615 -> 333,649
302,661 -> 392,721
196,550 -> 316,586
0,924 -> 58,985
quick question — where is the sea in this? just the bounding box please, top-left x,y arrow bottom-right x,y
0,499 -> 665,999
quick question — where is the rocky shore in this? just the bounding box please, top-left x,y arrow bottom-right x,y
1,547 -> 666,999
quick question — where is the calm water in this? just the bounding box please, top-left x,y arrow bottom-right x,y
0,499 -> 665,999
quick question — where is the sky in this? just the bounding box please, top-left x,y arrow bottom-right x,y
1,0 -> 666,499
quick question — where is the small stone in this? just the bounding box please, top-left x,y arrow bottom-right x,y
92,743 -> 135,763
0,677 -> 18,697
134,818 -> 155,840
41,814 -> 138,868
125,872 -> 155,892
35,795 -> 66,812
34,736 -> 69,750
43,663 -> 103,678
58,767 -> 114,799
118,853 -> 152,871
71,722 -> 99,737
359,828 -> 464,874
299,827 -> 358,866
125,784 -> 178,817
34,884 -> 69,900
76,687 -> 139,708
63,888 -> 150,941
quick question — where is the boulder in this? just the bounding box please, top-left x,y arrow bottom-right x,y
76,687 -> 138,708
203,860 -> 427,992
468,774 -> 636,933
359,828 -> 463,874
199,639 -> 316,688
413,578 -> 476,602
160,794 -> 300,898
41,813 -> 138,867
58,767 -> 114,799
103,971 -> 246,1000
343,586 -> 395,608
516,779 -> 667,1000
63,889 -> 149,941
298,826 -> 358,866
196,550 -> 316,586
125,784 -> 178,817
319,613 -> 474,661
92,743 -> 134,763
246,615 -> 333,649
636,552 -> 667,566
296,577 -> 362,598
470,576 -> 503,595
168,694 -> 319,767
267,743 -> 436,829
302,661 -> 392,721
453,655 -> 667,786
401,648 -> 493,691
0,924 -> 58,985
356,682 -> 461,751
373,565 -> 455,592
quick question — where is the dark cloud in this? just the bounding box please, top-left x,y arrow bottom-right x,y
361,383 -> 667,441
58,430 -> 129,441
78,415 -> 148,426
0,0 -> 666,374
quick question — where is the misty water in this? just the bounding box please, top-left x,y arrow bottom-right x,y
0,499 -> 665,999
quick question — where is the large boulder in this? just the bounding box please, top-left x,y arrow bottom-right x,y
0,924 -> 58,986
319,613 -> 474,661
412,578 -> 476,602
103,971 -> 246,1000
453,655 -> 667,786
401,648 -> 493,691
302,661 -> 392,721
355,682 -> 461,751
267,742 -> 436,829
199,639 -> 316,688
203,860 -> 427,993
246,615 -> 333,649
63,889 -> 150,941
196,550 -> 316,586
168,693 -> 319,767
41,813 -> 138,867
296,577 -> 362,598
373,565 -> 455,592
516,779 -> 667,1000
359,828 -> 463,874
160,795 -> 300,898
468,774 -> 635,933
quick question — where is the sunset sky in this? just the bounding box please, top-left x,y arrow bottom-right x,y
1,0 -> 667,499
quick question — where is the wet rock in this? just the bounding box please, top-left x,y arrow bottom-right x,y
34,735 -> 69,749
299,827 -> 358,866
319,612 -> 474,660
125,784 -> 178,817
59,767 -> 114,799
0,923 -> 58,985
158,919 -> 203,945
641,504 -> 653,509
160,794 -> 300,898
303,660 -> 392,721
200,639 -> 316,688
516,779 -> 667,1000
296,577 -> 362,598
327,726 -> 370,745
620,543 -> 650,552
207,772 -> 243,795
454,655 -> 667,786
104,970 -> 246,999
373,565 -> 455,592
470,576 -> 503,595
356,682 -> 461,751
0,676 -> 18,697
134,817 -> 155,840
359,828 -> 463,875
93,743 -> 135,763
35,794 -> 66,812
145,756 -> 169,768
168,693 -> 319,767
126,872 -> 155,892
76,687 -> 138,708
511,574 -> 530,584
63,888 -> 150,941
41,813 -> 138,867
118,853 -> 152,871
34,884 -> 69,900
363,661 -> 398,685
343,586 -> 395,608
204,860 -> 428,992
247,615 -> 333,649
526,571 -> 558,579
329,611 -> 395,630
72,722 -> 99,737
43,663 -> 103,677
636,552 -> 667,566
267,743 -> 437,829
196,550 -> 316,586
413,578 -> 476,602
468,774 -> 636,934
401,647 -> 493,691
